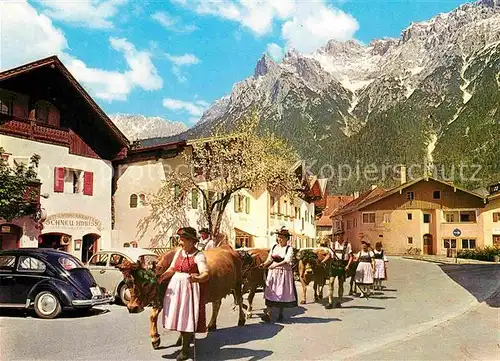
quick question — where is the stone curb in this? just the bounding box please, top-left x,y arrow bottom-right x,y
400,256 -> 499,265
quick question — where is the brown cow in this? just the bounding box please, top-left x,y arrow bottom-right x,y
117,245 -> 246,349
297,248 -> 328,304
237,248 -> 269,319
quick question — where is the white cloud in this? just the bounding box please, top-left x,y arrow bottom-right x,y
281,2 -> 359,53
152,11 -> 197,33
0,1 -> 163,102
175,0 -> 359,53
165,53 -> 200,66
266,43 -> 284,61
163,98 -> 209,117
38,0 -> 128,29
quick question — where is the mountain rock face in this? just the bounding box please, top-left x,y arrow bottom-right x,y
142,0 -> 500,193
110,114 -> 188,141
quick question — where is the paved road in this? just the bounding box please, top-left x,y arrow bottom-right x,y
1,258 -> 499,361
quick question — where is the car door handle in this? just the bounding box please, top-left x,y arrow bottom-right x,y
100,270 -> 106,274
4,276 -> 14,280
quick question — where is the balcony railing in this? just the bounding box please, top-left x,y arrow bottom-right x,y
0,116 -> 69,146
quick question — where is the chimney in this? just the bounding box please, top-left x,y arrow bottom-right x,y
400,165 -> 407,185
353,191 -> 360,199
371,184 -> 377,190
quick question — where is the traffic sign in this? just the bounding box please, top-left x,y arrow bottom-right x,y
453,228 -> 461,237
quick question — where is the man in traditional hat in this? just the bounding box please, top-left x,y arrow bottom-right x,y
321,229 -> 353,308
197,228 -> 215,251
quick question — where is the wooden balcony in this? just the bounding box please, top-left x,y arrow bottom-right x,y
0,115 -> 99,158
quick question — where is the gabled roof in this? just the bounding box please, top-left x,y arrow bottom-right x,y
0,56 -> 129,147
317,195 -> 354,226
330,187 -> 386,218
357,177 -> 487,211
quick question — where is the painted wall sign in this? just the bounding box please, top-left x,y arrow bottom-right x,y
452,228 -> 461,237
44,213 -> 103,232
1,225 -> 11,233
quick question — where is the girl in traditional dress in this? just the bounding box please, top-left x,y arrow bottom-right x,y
160,227 -> 209,361
260,228 -> 298,322
373,241 -> 388,290
354,240 -> 375,298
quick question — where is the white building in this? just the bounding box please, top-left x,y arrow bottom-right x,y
0,56 -> 129,262
112,142 -> 327,249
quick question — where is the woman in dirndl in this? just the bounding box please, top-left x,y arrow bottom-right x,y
354,240 -> 375,298
260,228 -> 298,322
373,242 -> 388,290
160,227 -> 209,361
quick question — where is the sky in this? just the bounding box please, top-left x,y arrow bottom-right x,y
1,0 -> 471,126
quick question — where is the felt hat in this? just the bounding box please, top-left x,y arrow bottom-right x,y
177,227 -> 199,242
361,240 -> 371,247
277,228 -> 291,239
334,229 -> 345,236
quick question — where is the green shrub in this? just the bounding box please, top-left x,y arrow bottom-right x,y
457,246 -> 500,261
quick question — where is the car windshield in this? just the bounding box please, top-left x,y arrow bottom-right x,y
58,256 -> 84,270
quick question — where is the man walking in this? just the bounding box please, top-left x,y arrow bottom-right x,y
322,230 -> 353,309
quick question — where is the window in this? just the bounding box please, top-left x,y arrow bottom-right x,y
0,93 -> 13,115
245,196 -> 250,214
459,211 -> 476,223
407,237 -> 413,244
296,207 -> 300,218
407,191 -> 414,200
362,213 -> 375,223
493,213 -> 500,222
17,256 -> 46,272
347,220 -> 352,229
191,189 -> 199,209
0,255 -> 15,271
493,235 -> 500,247
444,211 -> 458,223
433,191 -> 441,199
58,256 -> 82,270
461,239 -> 476,249
139,194 -> 147,207
234,194 -> 244,213
109,254 -> 125,266
423,214 -> 431,223
443,239 -> 457,249
353,218 -> 358,227
130,194 -> 138,208
35,101 -> 50,123
174,184 -> 181,201
407,213 -> 413,220
383,214 -> 391,223
301,218 -> 305,230
88,253 -> 108,266
62,168 -> 83,194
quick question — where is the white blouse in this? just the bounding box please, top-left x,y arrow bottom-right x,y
168,249 -> 209,273
266,244 -> 293,264
355,250 -> 375,259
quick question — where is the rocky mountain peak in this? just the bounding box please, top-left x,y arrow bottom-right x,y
254,54 -> 280,78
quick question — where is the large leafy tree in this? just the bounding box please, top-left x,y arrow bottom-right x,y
138,114 -> 302,247
0,147 -> 41,222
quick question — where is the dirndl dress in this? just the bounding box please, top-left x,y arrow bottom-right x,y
162,250 -> 207,333
264,245 -> 298,308
354,250 -> 374,285
373,250 -> 386,280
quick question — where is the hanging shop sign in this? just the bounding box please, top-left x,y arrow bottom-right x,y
44,213 -> 103,232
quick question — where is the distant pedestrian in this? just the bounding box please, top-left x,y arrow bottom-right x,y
197,228 -> 215,251
373,242 -> 388,290
354,240 -> 375,298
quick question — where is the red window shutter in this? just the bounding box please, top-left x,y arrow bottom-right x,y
83,172 -> 94,196
54,167 -> 65,192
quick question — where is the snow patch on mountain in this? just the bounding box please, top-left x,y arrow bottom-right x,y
110,114 -> 188,141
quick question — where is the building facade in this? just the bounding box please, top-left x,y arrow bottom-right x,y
331,177 -> 500,255
112,143 -> 326,249
315,195 -> 354,244
0,57 -> 128,261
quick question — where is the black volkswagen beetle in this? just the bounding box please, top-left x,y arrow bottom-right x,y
0,248 -> 114,319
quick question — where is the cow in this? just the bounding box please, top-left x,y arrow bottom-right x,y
237,248 -> 269,319
117,245 -> 246,349
297,248 -> 328,304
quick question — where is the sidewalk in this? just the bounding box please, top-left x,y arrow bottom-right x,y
400,254 -> 499,265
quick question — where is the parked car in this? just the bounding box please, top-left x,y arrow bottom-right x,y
86,248 -> 158,305
0,248 -> 114,319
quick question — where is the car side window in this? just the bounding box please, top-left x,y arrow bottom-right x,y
89,253 -> 109,267
109,254 -> 125,267
17,256 -> 46,273
0,255 -> 16,272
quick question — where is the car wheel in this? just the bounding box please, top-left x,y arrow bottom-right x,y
119,284 -> 130,306
34,291 -> 62,319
